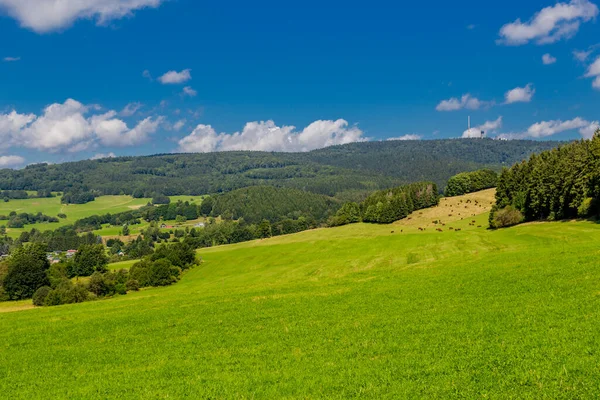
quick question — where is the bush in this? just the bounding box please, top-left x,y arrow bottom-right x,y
88,272 -> 110,296
32,286 -> 52,306
57,213 -> 67,219
44,281 -> 89,306
490,206 -> 524,229
126,279 -> 140,291
152,194 -> 171,205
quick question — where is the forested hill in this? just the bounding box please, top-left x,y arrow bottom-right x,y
0,139 -> 562,198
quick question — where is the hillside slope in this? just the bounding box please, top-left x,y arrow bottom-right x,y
1,190 -> 599,398
0,139 -> 561,197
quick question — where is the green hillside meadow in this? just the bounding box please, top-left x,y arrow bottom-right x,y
1,190 -> 600,398
0,195 -> 204,238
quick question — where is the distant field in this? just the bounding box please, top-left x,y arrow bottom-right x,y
2,189 -> 600,397
0,195 -> 204,238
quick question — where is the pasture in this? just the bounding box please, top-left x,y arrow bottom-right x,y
0,195 -> 203,238
1,190 -> 599,397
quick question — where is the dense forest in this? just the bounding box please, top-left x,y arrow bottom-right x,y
208,186 -> 339,224
361,182 -> 439,224
491,132 -> 600,227
0,139 -> 561,199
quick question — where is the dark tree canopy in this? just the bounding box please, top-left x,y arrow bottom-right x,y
0,139 -> 561,199
491,132 -> 600,226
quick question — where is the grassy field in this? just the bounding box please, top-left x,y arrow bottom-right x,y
1,190 -> 600,398
0,195 -> 203,238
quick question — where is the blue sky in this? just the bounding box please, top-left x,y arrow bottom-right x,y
0,0 -> 599,166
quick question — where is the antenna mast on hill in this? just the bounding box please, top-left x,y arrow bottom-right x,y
468,116 -> 471,130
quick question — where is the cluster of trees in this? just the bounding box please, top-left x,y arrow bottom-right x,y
0,241 -> 198,307
0,227 -> 100,254
491,132 -> 600,227
0,140 -> 561,199
444,169 -> 498,197
361,182 -> 439,224
0,211 -> 59,228
61,191 -> 97,204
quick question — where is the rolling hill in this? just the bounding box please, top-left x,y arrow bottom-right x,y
0,139 -> 562,198
1,189 -> 599,397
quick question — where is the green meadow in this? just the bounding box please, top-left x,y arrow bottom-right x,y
1,190 -> 599,398
0,195 -> 203,238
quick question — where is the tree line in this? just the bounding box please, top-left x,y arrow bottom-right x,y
0,140 -> 561,200
444,169 -> 497,197
490,132 -> 600,228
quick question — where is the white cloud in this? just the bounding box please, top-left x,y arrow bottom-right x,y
387,134 -> 422,141
0,111 -> 36,140
178,119 -> 365,153
542,53 -> 557,64
505,84 -> 535,104
526,117 -> 597,138
574,49 -> 593,62
182,86 -> 197,97
120,102 -> 143,117
91,152 -> 116,160
158,69 -> 191,84
436,94 -> 491,112
462,117 -> 503,138
498,0 -> 598,45
3,56 -> 20,62
0,0 -> 165,33
584,56 -> 600,89
0,99 -> 163,152
173,120 -> 186,131
0,155 -> 24,167
19,99 -> 93,151
92,112 -> 163,146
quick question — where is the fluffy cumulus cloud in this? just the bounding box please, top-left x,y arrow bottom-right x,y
435,94 -> 491,112
498,0 -> 599,45
158,69 -> 191,84
462,117 -> 503,138
0,99 -> 163,152
498,117 -> 599,139
387,134 -> 422,141
0,155 -> 25,167
177,119 -> 365,153
0,0 -> 164,33
505,84 -> 535,104
542,53 -> 557,64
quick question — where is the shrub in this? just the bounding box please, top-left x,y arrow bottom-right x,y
88,272 -> 110,297
148,259 -> 178,286
44,281 -> 89,306
57,213 -> 67,219
32,286 -> 52,306
490,206 -> 524,229
126,279 -> 140,291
